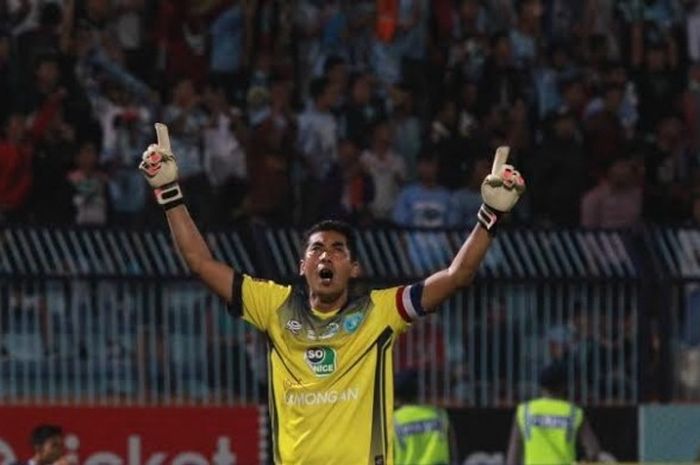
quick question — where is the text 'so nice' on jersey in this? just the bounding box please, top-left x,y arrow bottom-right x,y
227,274 -> 427,465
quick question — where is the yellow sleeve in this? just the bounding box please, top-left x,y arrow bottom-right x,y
369,286 -> 414,334
227,274 -> 292,331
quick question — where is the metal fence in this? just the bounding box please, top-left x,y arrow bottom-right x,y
0,224 -> 678,406
645,227 -> 700,401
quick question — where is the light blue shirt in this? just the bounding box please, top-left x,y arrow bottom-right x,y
393,183 -> 453,228
209,5 -> 244,73
450,188 -> 482,229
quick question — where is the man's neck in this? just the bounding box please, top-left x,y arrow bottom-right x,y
308,289 -> 349,312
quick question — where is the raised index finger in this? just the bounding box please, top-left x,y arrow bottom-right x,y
155,122 -> 171,152
492,146 -> 510,175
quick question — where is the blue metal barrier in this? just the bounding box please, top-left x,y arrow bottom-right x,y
0,225 -> 646,405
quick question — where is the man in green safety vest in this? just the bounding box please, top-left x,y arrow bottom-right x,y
393,370 -> 456,465
506,364 -> 602,465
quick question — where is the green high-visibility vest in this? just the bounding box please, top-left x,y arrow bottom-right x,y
516,397 -> 583,465
394,404 -> 450,465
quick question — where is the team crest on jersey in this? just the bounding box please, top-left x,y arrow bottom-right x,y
285,319 -> 302,335
305,347 -> 337,377
343,312 -> 363,333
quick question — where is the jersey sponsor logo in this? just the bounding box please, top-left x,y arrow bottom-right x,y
285,319 -> 302,335
284,387 -> 359,406
304,346 -> 337,377
343,312 -> 363,333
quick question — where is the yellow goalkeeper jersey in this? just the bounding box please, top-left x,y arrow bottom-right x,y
229,274 -> 427,465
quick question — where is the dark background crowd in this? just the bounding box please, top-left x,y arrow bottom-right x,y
2,0 -> 700,230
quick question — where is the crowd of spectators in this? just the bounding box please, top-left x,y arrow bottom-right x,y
2,0 -> 700,230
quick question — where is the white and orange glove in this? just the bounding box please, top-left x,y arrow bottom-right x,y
477,146 -> 525,235
138,123 -> 184,209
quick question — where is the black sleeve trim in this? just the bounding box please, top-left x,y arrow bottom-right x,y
226,272 -> 244,317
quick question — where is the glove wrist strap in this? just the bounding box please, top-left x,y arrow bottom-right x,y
477,204 -> 503,236
154,182 -> 184,210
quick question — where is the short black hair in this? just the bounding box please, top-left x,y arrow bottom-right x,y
416,149 -> 438,164
34,52 -> 59,71
309,77 -> 331,101
303,220 -> 357,260
39,3 -> 62,28
539,363 -> 568,394
30,425 -> 62,448
323,55 -> 346,76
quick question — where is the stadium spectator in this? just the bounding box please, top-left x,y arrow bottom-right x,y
154,0 -> 208,88
245,75 -> 296,225
0,30 -> 14,122
580,155 -> 643,229
361,119 -> 407,223
162,77 -> 210,222
391,84 -> 422,180
430,96 -> 466,190
14,2 -> 64,89
27,105 -> 77,225
341,71 -> 386,149
632,36 -> 682,136
531,107 -> 587,226
393,152 -> 452,228
334,138 -> 375,225
202,82 -> 248,225
15,424 -> 64,465
682,62 -> 700,151
207,1 -> 247,104
67,140 -> 107,225
583,83 -> 628,177
506,364 -> 602,465
470,295 -> 523,402
296,76 -> 341,224
322,56 -> 349,106
477,32 -> 524,116
644,115 -> 693,223
0,112 -> 32,222
393,370 -> 456,465
450,151 -> 491,229
455,79 -> 481,139
509,0 -> 542,70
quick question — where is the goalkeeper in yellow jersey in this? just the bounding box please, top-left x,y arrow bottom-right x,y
139,123 -> 525,465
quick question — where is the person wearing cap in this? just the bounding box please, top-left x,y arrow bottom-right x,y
393,370 -> 456,465
506,363 -> 602,465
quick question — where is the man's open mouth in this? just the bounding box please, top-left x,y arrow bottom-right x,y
319,268 -> 334,283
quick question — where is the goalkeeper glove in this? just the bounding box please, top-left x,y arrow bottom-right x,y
138,123 -> 184,209
477,146 -> 525,235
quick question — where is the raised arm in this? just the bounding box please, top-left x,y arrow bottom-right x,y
139,123 -> 235,302
420,147 -> 525,310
